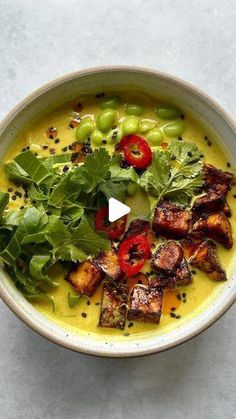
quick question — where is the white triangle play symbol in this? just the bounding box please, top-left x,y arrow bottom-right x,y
108,198 -> 131,222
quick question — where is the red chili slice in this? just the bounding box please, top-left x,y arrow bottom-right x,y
95,207 -> 127,240
119,135 -> 152,169
118,234 -> 151,276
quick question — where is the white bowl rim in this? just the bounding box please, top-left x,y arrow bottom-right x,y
0,65 -> 235,358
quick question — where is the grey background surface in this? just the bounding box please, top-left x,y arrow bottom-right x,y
0,1 -> 236,418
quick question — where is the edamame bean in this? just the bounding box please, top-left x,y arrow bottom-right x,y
163,121 -> 185,137
91,130 -> 104,146
122,116 -> 139,135
127,182 -> 137,196
146,128 -> 163,146
96,109 -> 117,133
155,105 -> 181,120
100,96 -> 120,109
107,127 -> 123,144
125,103 -> 144,116
75,117 -> 94,142
139,120 -> 156,133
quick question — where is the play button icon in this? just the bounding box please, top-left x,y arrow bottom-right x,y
108,198 -> 131,222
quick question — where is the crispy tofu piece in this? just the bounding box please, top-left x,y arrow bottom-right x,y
181,238 -> 203,259
192,211 -> 233,249
152,241 -> 184,274
154,259 -> 192,288
203,164 -> 233,196
152,200 -> 192,239
128,285 -> 163,324
99,281 -> 128,329
189,240 -> 227,281
67,260 -> 104,296
123,218 -> 150,239
192,192 -> 226,218
93,248 -> 121,280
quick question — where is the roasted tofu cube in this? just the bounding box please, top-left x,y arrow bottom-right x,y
128,285 -> 163,324
67,260 -> 104,296
192,211 -> 233,249
154,259 -> 192,288
181,238 -> 203,259
99,281 -> 128,329
189,240 -> 227,281
192,192 -> 226,218
124,218 -> 150,239
152,241 -> 184,274
152,200 -> 192,239
203,164 -> 233,196
93,248 -> 121,280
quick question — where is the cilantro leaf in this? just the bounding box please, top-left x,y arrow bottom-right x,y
98,179 -> 127,201
74,148 -> 111,192
139,140 -> 203,205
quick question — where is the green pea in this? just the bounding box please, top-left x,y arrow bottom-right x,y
127,182 -> 137,196
106,127 -> 123,144
122,116 -> 139,135
100,96 -> 120,109
155,105 -> 181,120
163,121 -> 185,137
91,130 -> 104,145
125,103 -> 144,116
96,109 -> 117,133
139,120 -> 156,133
75,117 -> 94,143
146,128 -> 163,146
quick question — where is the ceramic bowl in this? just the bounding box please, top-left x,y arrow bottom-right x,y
0,67 -> 235,357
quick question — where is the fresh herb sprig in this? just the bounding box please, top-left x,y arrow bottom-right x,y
139,139 -> 204,205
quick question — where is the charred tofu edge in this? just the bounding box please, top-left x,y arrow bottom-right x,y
127,284 -> 163,324
93,248 -> 121,280
67,260 -> 104,297
99,281 -> 128,329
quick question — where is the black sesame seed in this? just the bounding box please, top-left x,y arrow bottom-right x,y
180,114 -> 185,119
182,292 -> 186,298
62,146 -> 68,152
43,145 -> 48,150
233,195 -> 236,199
81,312 -> 87,318
95,302 -> 100,306
20,206 -> 24,209
102,140 -> 107,144
171,307 -> 176,311
32,199 -> 37,204
191,270 -> 196,275
12,195 -> 16,201
34,152 -> 38,156
138,279 -> 143,284
204,136 -> 208,140
171,155 -> 176,161
49,148 -> 55,155
54,138 -> 60,144
175,315 -> 181,319
188,151 -> 193,157
87,300 -> 91,306
227,162 -> 231,168
200,154 -> 204,158
46,210 -> 52,215
63,165 -> 69,173
170,312 -> 176,318
128,322 -> 134,328
124,333 -> 130,337
178,136 -> 183,141
177,294 -> 181,301
207,140 -> 212,146
68,144 -> 73,150
8,188 -> 13,192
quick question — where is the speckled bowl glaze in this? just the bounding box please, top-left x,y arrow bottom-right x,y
0,67 -> 235,357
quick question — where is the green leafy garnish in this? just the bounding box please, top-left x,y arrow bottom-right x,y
68,292 -> 81,308
139,139 -> 204,205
